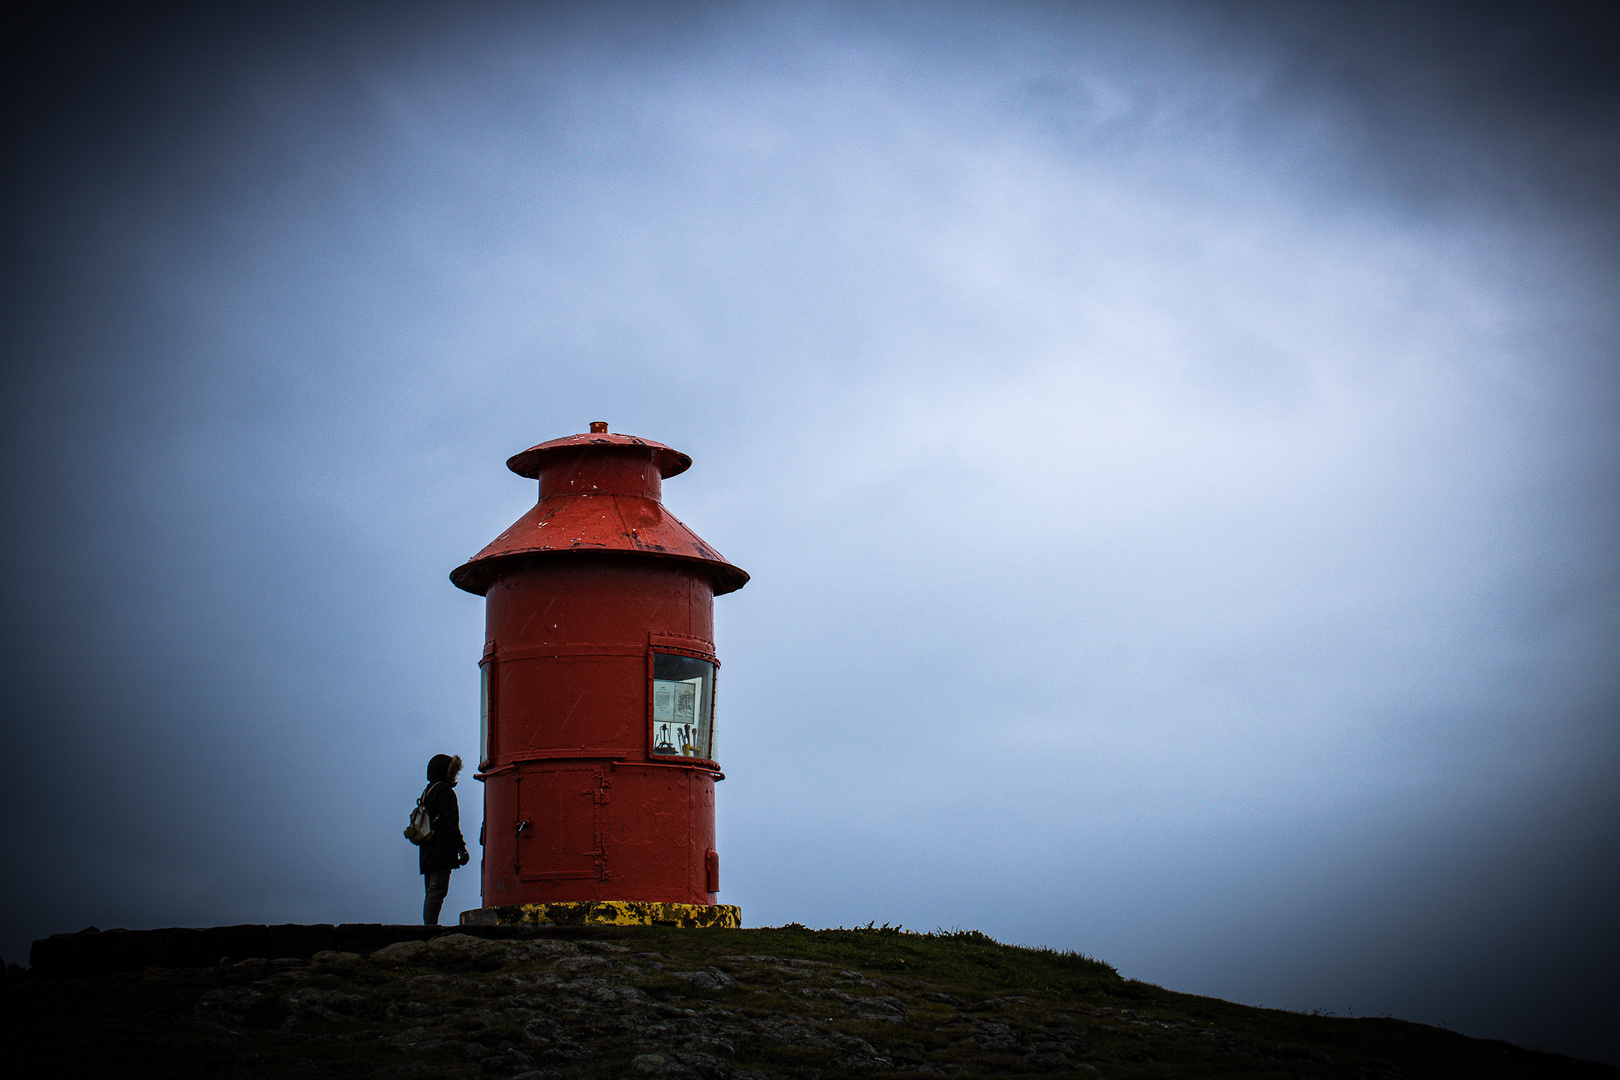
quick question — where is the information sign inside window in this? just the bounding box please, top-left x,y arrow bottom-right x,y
652,653 -> 714,759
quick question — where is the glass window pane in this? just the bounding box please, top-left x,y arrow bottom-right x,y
652,653 -> 714,759
479,661 -> 490,766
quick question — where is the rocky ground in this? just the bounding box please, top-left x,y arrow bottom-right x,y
5,924 -> 1614,1079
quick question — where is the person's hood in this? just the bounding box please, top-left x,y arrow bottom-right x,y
427,754 -> 462,784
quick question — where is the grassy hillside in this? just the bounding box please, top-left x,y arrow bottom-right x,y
5,923 -> 1612,1079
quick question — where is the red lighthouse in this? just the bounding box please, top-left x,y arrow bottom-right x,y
452,423 -> 746,928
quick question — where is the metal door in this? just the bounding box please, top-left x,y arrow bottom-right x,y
515,766 -> 606,881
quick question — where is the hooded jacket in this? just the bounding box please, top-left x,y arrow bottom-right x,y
419,754 -> 468,875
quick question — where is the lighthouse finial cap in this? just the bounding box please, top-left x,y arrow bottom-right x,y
589,420 -> 608,433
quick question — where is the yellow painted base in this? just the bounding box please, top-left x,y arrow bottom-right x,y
460,901 -> 741,929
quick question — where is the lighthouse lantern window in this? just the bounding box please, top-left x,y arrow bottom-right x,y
652,653 -> 715,759
478,660 -> 491,767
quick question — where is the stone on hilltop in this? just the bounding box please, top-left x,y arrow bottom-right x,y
369,933 -> 507,971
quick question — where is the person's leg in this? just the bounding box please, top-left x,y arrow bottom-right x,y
423,869 -> 451,925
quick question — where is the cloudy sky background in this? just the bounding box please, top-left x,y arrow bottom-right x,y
4,0 -> 1617,1064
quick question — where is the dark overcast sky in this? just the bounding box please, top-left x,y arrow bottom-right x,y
3,0 -> 1617,1065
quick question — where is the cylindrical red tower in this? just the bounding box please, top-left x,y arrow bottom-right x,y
451,422 -> 747,928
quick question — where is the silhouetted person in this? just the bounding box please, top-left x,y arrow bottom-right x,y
419,754 -> 469,925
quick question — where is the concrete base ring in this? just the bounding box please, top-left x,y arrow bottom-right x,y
461,901 -> 741,929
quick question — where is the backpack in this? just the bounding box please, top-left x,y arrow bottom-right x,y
404,782 -> 442,845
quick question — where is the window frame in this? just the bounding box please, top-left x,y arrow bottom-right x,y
646,641 -> 720,766
478,642 -> 498,770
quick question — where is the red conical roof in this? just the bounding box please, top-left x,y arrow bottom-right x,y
505,429 -> 692,480
449,425 -> 748,597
